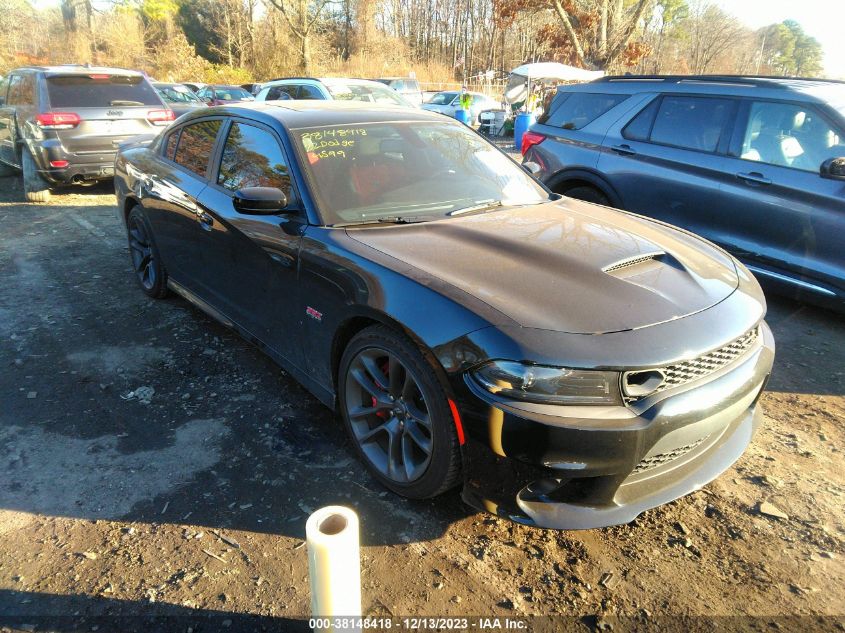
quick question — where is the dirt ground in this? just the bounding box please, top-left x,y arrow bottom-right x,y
0,174 -> 843,633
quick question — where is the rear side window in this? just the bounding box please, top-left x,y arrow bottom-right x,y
266,86 -> 291,100
46,74 -> 161,108
217,122 -> 291,195
542,92 -> 628,130
173,120 -> 221,177
647,96 -> 733,152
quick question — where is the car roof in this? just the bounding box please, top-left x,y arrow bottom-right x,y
566,74 -> 845,108
14,65 -> 144,77
186,101 -> 447,129
210,84 -> 246,89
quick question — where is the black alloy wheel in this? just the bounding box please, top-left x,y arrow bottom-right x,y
339,325 -> 462,499
127,206 -> 168,298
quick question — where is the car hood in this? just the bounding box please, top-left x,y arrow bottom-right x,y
345,199 -> 739,334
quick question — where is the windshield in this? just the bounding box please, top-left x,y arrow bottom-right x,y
216,87 -> 253,101
428,92 -> 457,105
324,81 -> 409,106
156,85 -> 202,104
293,121 -> 548,226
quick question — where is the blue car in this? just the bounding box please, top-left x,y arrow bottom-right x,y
523,75 -> 845,310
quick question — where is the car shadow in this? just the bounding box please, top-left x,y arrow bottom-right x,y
0,589 -> 309,632
762,292 -> 845,397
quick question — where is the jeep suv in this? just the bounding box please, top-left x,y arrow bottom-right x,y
0,65 -> 173,202
523,75 -> 845,310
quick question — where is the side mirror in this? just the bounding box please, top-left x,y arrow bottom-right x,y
820,157 -> 845,180
233,187 -> 288,215
522,161 -> 541,175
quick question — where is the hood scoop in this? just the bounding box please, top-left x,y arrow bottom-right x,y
603,251 -> 666,274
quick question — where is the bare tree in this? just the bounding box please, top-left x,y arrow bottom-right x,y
265,0 -> 332,73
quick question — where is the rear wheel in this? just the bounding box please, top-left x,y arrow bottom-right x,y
564,185 -> 609,206
338,325 -> 462,499
21,149 -> 51,203
127,206 -> 169,299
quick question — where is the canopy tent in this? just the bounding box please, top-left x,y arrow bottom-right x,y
504,62 -> 605,104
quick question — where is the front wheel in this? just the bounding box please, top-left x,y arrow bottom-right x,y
338,325 -> 462,499
22,149 -> 51,203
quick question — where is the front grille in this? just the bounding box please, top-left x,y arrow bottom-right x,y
654,327 -> 759,394
632,434 -> 711,474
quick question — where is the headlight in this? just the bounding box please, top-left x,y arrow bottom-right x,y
471,360 -> 621,405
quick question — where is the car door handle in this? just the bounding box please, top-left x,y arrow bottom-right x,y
610,144 -> 636,156
737,171 -> 771,186
197,210 -> 214,230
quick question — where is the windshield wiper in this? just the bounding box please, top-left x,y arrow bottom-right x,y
449,200 -> 503,216
375,216 -> 428,224
110,100 -> 144,107
331,216 -> 432,228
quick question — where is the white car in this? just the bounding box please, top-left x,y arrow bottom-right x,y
255,78 -> 415,108
422,91 -> 502,124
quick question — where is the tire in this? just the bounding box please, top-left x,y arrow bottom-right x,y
21,149 -> 51,203
338,325 -> 462,499
126,206 -> 169,299
564,185 -> 610,206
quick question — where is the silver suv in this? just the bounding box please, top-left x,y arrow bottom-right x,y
0,65 -> 173,202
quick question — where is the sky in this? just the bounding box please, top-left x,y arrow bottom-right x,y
713,0 -> 845,78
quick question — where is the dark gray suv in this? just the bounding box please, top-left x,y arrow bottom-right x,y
524,75 -> 845,310
0,65 -> 173,202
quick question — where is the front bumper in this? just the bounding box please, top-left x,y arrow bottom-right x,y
457,321 -> 775,530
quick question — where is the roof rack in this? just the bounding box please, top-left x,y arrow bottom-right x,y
596,74 -> 845,87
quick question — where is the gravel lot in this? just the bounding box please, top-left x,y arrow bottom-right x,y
0,175 -> 843,632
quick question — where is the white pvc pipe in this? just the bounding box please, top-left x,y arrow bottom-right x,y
306,505 -> 362,631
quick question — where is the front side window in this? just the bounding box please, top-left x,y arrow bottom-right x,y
293,121 -> 548,225
217,122 -> 291,195
739,101 -> 844,172
648,95 -> 733,152
542,92 -> 629,130
173,120 -> 221,177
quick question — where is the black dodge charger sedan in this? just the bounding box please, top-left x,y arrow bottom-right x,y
114,102 -> 775,529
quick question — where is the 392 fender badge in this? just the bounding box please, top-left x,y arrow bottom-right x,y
306,306 -> 323,322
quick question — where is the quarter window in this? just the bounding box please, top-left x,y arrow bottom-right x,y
173,120 -> 221,177
298,84 -> 323,100
164,130 -> 180,160
739,101 -> 844,172
542,92 -> 629,130
217,122 -> 291,195
648,96 -> 733,152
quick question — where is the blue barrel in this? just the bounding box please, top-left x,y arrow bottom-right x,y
454,108 -> 471,125
514,112 -> 534,151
